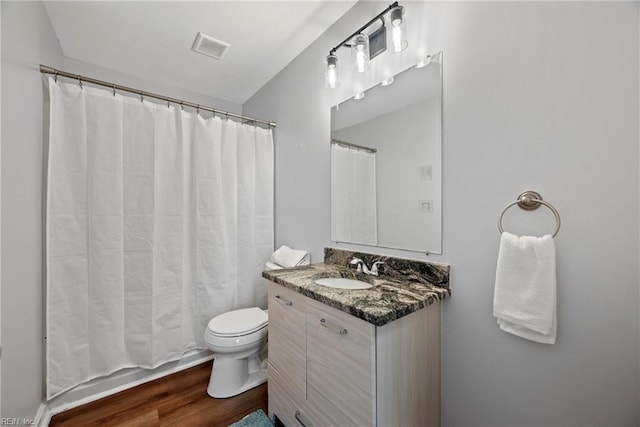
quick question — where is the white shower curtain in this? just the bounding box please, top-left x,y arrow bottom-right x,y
45,77 -> 273,399
330,143 -> 377,245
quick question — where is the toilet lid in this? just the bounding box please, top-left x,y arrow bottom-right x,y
207,307 -> 268,337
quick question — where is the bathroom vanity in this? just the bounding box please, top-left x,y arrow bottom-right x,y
263,248 -> 450,427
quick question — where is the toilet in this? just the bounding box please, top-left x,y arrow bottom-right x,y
204,262 -> 281,398
204,307 -> 268,398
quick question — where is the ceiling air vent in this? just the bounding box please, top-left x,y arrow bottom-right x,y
192,32 -> 231,60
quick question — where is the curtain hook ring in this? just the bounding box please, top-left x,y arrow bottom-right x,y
78,75 -> 83,89
180,101 -> 184,111
54,70 -> 58,83
140,91 -> 144,102
167,100 -> 170,109
196,105 -> 200,116
225,111 -> 229,120
112,83 -> 116,96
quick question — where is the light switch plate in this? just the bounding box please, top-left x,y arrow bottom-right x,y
420,165 -> 432,181
419,200 -> 434,213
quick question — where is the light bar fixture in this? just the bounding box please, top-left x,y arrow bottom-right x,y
324,1 -> 407,89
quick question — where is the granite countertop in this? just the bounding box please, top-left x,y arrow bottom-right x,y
263,249 -> 451,327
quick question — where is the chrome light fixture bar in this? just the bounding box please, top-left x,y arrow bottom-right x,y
324,1 -> 407,89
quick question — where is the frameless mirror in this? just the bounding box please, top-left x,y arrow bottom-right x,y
330,52 -> 442,254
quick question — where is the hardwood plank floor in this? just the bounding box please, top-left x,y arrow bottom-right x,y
49,362 -> 268,427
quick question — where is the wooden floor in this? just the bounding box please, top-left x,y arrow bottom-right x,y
49,361 -> 268,427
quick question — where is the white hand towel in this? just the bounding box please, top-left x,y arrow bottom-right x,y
493,232 -> 557,344
270,245 -> 310,268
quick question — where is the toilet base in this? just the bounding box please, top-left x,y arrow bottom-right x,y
207,353 -> 268,398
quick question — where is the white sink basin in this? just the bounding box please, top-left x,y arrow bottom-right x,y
314,277 -> 373,290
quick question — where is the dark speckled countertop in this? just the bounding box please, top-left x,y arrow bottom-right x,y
262,248 -> 451,327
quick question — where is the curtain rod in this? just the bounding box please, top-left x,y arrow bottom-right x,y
40,65 -> 277,128
331,139 -> 377,153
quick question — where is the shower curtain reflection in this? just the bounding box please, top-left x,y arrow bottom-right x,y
330,141 -> 377,245
45,77 -> 273,399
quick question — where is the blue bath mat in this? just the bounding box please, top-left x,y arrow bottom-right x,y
228,409 -> 273,427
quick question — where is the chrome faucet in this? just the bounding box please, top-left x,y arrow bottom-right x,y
350,257 -> 385,276
350,257 -> 364,272
369,261 -> 385,276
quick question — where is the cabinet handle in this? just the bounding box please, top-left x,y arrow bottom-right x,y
294,410 -> 308,427
274,295 -> 293,306
320,318 -> 348,335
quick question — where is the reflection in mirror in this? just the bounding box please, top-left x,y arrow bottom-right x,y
330,52 -> 442,254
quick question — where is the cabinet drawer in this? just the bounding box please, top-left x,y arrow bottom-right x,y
306,299 -> 376,426
268,282 -> 307,398
268,363 -> 314,427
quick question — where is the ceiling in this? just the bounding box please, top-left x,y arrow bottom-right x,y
44,1 -> 358,105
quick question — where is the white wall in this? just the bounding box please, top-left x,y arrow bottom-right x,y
61,58 -> 242,116
1,1 -> 63,421
244,2 -> 640,425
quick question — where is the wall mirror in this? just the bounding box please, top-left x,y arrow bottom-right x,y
330,52 -> 442,254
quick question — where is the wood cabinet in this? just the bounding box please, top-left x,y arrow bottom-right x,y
267,282 -> 442,427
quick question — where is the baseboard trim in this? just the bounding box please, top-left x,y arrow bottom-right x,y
34,402 -> 48,427
39,349 -> 214,426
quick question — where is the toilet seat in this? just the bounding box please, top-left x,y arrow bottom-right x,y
207,307 -> 268,337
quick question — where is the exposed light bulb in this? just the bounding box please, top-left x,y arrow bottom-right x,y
356,50 -> 366,72
351,34 -> 370,73
324,54 -> 340,89
327,66 -> 338,88
388,6 -> 407,53
392,25 -> 404,52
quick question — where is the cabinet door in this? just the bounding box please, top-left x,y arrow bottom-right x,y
267,282 -> 307,398
376,303 -> 441,427
306,299 -> 376,426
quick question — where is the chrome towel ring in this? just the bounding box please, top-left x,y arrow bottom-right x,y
498,191 -> 561,237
